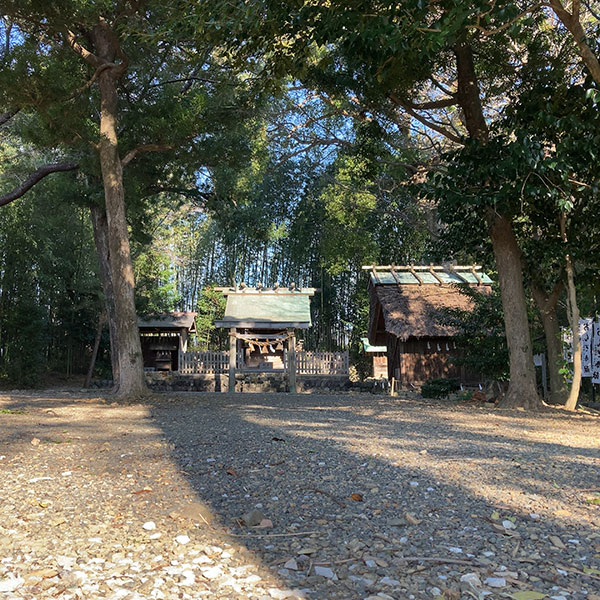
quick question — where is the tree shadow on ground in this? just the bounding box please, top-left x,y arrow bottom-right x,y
149,393 -> 600,599
0,391 -> 599,599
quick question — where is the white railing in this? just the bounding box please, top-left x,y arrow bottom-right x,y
178,350 -> 229,374
178,349 -> 349,375
295,351 -> 349,375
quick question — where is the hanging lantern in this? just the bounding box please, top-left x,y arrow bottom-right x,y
437,343 -> 441,351
276,342 -> 283,351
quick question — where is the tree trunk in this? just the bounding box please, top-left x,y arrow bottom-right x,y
531,282 -> 568,405
548,0 -> 600,85
90,205 -> 120,386
488,211 -> 542,409
94,23 -> 146,396
454,40 -> 541,409
85,311 -> 105,388
560,214 -> 580,411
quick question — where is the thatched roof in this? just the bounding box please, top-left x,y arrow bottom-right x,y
375,285 -> 477,341
366,265 -> 492,343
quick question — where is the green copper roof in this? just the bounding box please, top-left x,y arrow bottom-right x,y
361,337 -> 387,353
216,292 -> 312,328
368,268 -> 493,286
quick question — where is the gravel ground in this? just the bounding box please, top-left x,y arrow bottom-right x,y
0,391 -> 598,600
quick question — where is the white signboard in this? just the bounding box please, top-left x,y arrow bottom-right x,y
593,322 -> 600,384
580,318 -> 593,378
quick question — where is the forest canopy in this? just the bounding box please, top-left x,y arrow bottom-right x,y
0,1 -> 598,409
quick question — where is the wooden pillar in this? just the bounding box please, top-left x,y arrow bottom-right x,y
229,328 -> 237,394
288,329 -> 296,393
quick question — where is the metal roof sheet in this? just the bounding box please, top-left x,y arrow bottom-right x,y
368,267 -> 493,286
138,312 -> 197,330
217,293 -> 312,327
361,337 -> 387,353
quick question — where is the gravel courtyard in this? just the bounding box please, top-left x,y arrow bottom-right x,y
0,391 -> 598,600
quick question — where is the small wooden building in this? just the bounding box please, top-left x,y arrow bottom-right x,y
215,285 -> 316,392
365,265 -> 492,387
361,337 -> 388,379
138,312 -> 197,371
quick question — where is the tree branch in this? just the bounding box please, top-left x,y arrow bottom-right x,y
0,162 -> 78,207
405,97 -> 458,110
64,30 -> 103,68
121,143 -> 174,167
0,107 -> 20,126
389,94 -> 463,144
471,2 -> 543,36
547,0 -> 600,84
68,63 -> 117,100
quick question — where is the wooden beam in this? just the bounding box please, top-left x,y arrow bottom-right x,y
228,328 -> 237,394
390,264 -> 403,286
429,263 -> 444,285
288,329 -> 297,393
471,264 -> 483,285
409,264 -> 424,285
449,265 -> 469,284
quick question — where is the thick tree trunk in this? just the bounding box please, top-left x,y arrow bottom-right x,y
531,282 -> 568,405
488,211 -> 542,409
90,205 -> 120,386
454,40 -> 541,409
94,24 -> 146,396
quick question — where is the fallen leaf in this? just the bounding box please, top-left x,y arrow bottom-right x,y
132,487 -> 153,494
405,511 -> 421,525
583,567 -> 600,576
25,568 -> 58,581
31,438 -> 40,446
490,510 -> 500,520
351,493 -> 363,502
271,436 -> 285,442
549,535 -> 566,549
284,558 -> 298,570
509,592 -> 546,600
255,518 -> 273,529
226,467 -> 238,477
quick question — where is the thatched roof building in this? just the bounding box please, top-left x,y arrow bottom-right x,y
365,265 -> 493,386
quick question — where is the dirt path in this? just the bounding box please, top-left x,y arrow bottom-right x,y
0,391 -> 598,599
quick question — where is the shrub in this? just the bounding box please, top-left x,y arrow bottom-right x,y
421,377 -> 461,399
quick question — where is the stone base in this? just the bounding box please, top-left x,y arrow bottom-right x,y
90,373 -> 389,394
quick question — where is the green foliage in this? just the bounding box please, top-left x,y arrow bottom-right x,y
436,284 -> 509,382
0,170 -> 101,385
192,286 -> 226,351
421,377 -> 460,399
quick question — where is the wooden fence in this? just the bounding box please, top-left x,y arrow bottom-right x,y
178,350 -> 229,374
177,350 -> 349,375
295,351 -> 349,375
